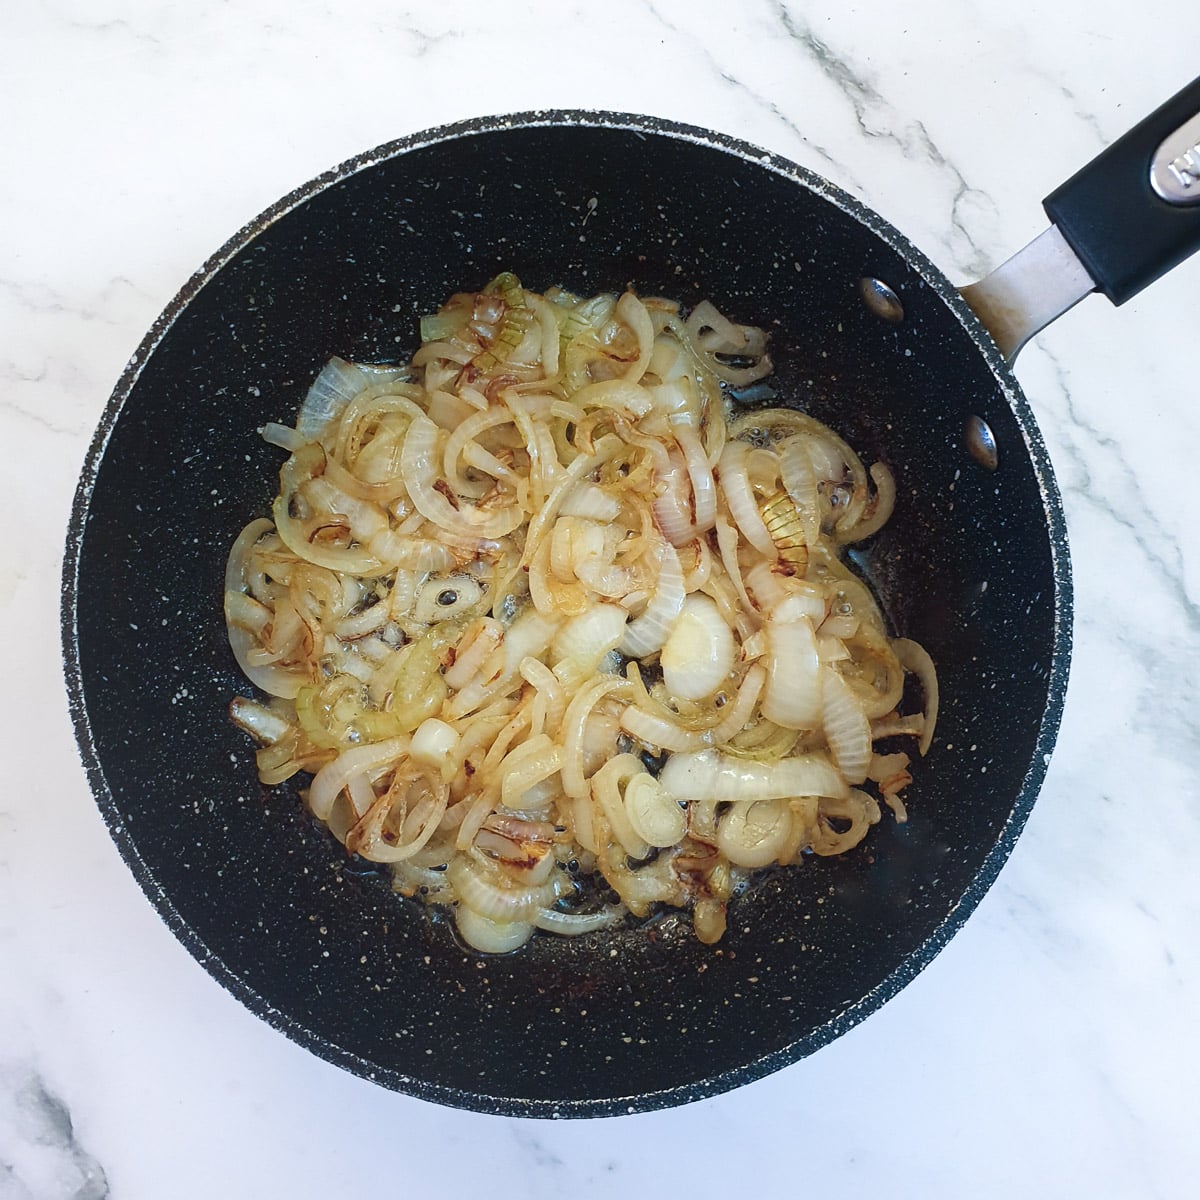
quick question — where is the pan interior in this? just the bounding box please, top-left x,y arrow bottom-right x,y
65,117 -> 1066,1115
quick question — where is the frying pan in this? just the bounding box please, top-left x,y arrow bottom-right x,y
62,77 -> 1200,1116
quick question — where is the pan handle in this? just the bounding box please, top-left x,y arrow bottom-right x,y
1044,73 -> 1200,305
961,74 -> 1200,360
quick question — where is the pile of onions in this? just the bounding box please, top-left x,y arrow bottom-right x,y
225,274 -> 936,953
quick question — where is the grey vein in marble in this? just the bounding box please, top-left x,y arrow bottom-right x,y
1037,345 -> 1200,643
0,1067 -> 108,1200
641,0 -> 853,184
772,1 -> 997,278
510,1123 -> 567,1171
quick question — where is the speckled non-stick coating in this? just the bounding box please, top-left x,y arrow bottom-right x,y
62,112 -> 1071,1117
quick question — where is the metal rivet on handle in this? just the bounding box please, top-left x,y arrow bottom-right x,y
858,277 -> 905,323
966,415 -> 999,470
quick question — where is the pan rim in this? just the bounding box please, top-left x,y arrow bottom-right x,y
60,108 -> 1073,1117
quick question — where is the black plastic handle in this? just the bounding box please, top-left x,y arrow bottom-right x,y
1043,75 -> 1200,305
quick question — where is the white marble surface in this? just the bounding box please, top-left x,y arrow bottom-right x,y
3,1 -> 1199,1195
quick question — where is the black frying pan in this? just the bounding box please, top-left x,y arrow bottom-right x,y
62,79 -> 1200,1116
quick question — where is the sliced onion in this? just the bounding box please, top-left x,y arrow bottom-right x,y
674,422 -> 716,532
447,855 -> 558,922
686,300 -> 751,354
893,637 -> 939,755
519,656 -> 567,737
558,483 -> 621,522
651,450 -> 697,546
454,906 -> 534,953
761,612 -> 821,730
302,476 -> 390,544
499,735 -> 562,809
693,899 -> 727,944
519,434 -> 622,569
590,754 -> 652,859
525,292 -> 561,378
412,339 -> 475,367
443,617 -> 504,692
561,676 -> 633,798
532,906 -> 624,935
772,589 -> 826,624
624,772 -> 687,847
717,797 -> 793,868
870,712 -> 925,740
426,388 -> 477,432
345,766 -> 449,862
474,830 -> 558,886
442,407 -> 516,491
413,573 -> 486,624
679,537 -> 712,593
817,634 -> 852,663
841,622 -> 906,719
620,539 -> 684,657
573,554 -> 640,600
820,666 -> 871,784
297,357 -> 409,441
552,602 -> 628,687
411,718 -> 460,771
501,608 -> 561,675
271,447 -> 386,576
549,517 -> 606,582
229,696 -> 292,744
580,704 -> 622,777
401,415 -> 523,540
710,663 -> 767,745
502,392 -> 557,511
660,594 -> 736,701
778,436 -> 822,545
685,301 -> 772,386
810,790 -> 880,856
616,291 -> 654,384
260,421 -> 306,454
572,377 -> 654,417
841,462 -> 896,543
225,518 -> 311,698
717,440 -> 776,556
659,748 -> 848,803
307,736 -> 411,821
742,560 -> 789,613
333,600 -> 388,640
619,705 -> 706,753
713,516 -> 758,631
369,531 -> 458,575
224,587 -> 271,637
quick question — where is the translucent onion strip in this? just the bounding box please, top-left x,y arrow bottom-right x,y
717,797 -> 793,868
401,415 -> 523,539
308,736 -> 411,821
841,462 -> 896,544
616,291 -> 654,384
893,637 -> 939,755
711,663 -> 767,745
225,518 -> 313,698
659,749 -> 849,804
561,677 -> 634,798
660,593 -> 736,701
821,666 -> 872,784
761,611 -> 821,730
674,422 -> 716,532
620,539 -> 684,657
717,440 -> 776,556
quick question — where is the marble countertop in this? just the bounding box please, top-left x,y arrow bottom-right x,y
4,2 -> 1199,1196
